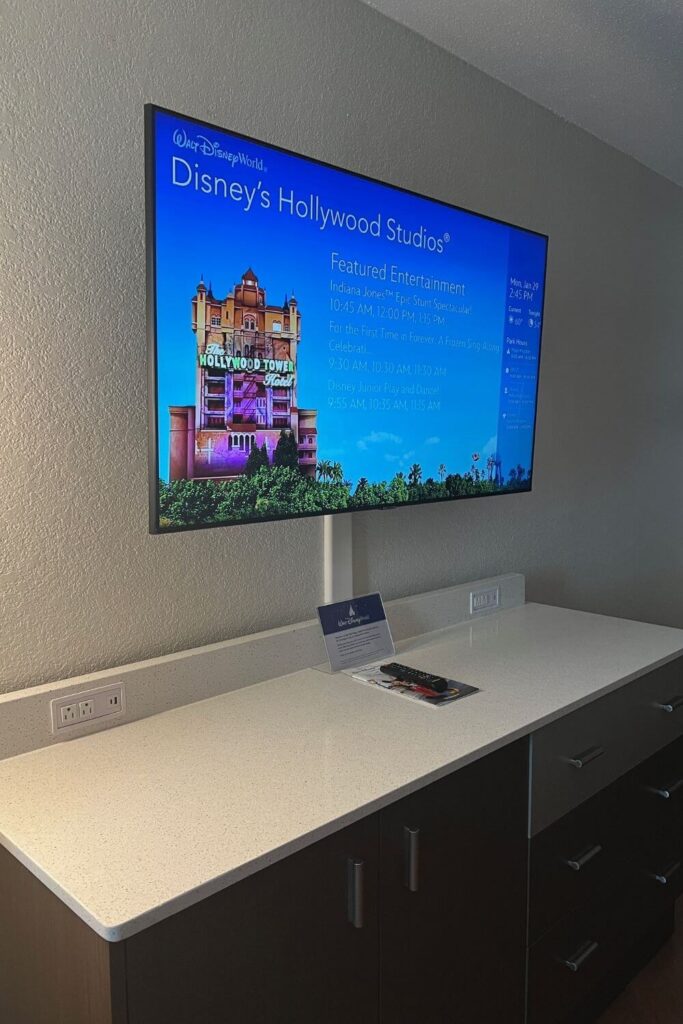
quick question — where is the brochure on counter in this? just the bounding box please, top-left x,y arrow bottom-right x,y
346,664 -> 479,709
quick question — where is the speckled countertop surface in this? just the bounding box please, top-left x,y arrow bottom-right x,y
0,602 -> 682,942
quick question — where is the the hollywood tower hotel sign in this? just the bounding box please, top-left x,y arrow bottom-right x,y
169,269 -> 318,481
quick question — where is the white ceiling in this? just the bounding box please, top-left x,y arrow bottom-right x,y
364,0 -> 683,186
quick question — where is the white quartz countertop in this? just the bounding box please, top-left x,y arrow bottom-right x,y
1,602 -> 682,942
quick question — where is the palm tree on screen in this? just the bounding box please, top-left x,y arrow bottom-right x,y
316,459 -> 333,482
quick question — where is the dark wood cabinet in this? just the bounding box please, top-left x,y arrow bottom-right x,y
0,815 -> 380,1024
526,660 -> 683,1024
530,655 -> 683,835
126,813 -> 380,1024
121,740 -> 530,1024
3,656 -> 682,1024
2,696 -> 680,1024
528,876 -> 672,1024
379,740 -> 528,1024
0,844 -> 125,1024
0,741 -> 529,1024
528,778 -> 631,944
629,734 -> 683,896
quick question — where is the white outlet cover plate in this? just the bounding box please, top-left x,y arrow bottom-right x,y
51,683 -> 125,733
469,586 -> 501,614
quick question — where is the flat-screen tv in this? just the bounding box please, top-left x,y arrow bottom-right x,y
146,105 -> 548,533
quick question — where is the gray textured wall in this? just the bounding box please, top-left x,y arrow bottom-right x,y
2,0 -> 682,693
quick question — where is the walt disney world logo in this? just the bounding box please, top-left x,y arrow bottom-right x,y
172,126 -> 266,170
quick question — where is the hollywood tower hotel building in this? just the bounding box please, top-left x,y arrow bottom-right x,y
169,269 -> 318,481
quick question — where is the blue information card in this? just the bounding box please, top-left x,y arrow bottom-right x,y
317,593 -> 395,672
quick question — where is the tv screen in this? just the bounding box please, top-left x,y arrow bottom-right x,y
146,105 -> 548,533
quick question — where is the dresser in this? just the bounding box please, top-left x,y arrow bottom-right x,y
528,655 -> 683,1023
0,603 -> 681,1023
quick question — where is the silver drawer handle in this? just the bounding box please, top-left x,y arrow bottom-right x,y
561,940 -> 599,972
567,746 -> 605,769
565,844 -> 603,872
403,826 -> 420,893
653,696 -> 683,714
652,861 -> 681,886
346,858 -> 364,929
648,777 -> 683,800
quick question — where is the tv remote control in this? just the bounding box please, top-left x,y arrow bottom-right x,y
379,662 -> 448,694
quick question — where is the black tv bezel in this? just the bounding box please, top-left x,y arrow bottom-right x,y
145,103 -> 549,535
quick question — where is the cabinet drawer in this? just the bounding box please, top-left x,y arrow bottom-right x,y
531,657 -> 683,834
529,779 -> 629,943
627,737 -> 683,896
527,880 -> 668,1024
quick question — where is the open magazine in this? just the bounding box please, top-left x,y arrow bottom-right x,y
346,664 -> 479,709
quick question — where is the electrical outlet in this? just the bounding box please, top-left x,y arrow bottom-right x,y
78,699 -> 95,719
51,683 -> 125,734
470,586 -> 500,615
60,704 -> 79,726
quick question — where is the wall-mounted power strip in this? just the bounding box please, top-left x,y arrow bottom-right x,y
50,683 -> 125,734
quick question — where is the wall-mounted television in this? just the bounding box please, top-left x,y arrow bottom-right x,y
146,105 -> 548,533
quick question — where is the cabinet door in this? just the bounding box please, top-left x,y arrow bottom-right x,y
125,814 -> 379,1024
379,740 -> 528,1024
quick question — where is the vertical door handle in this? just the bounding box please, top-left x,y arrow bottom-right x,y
346,858 -> 364,928
403,826 -> 420,892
